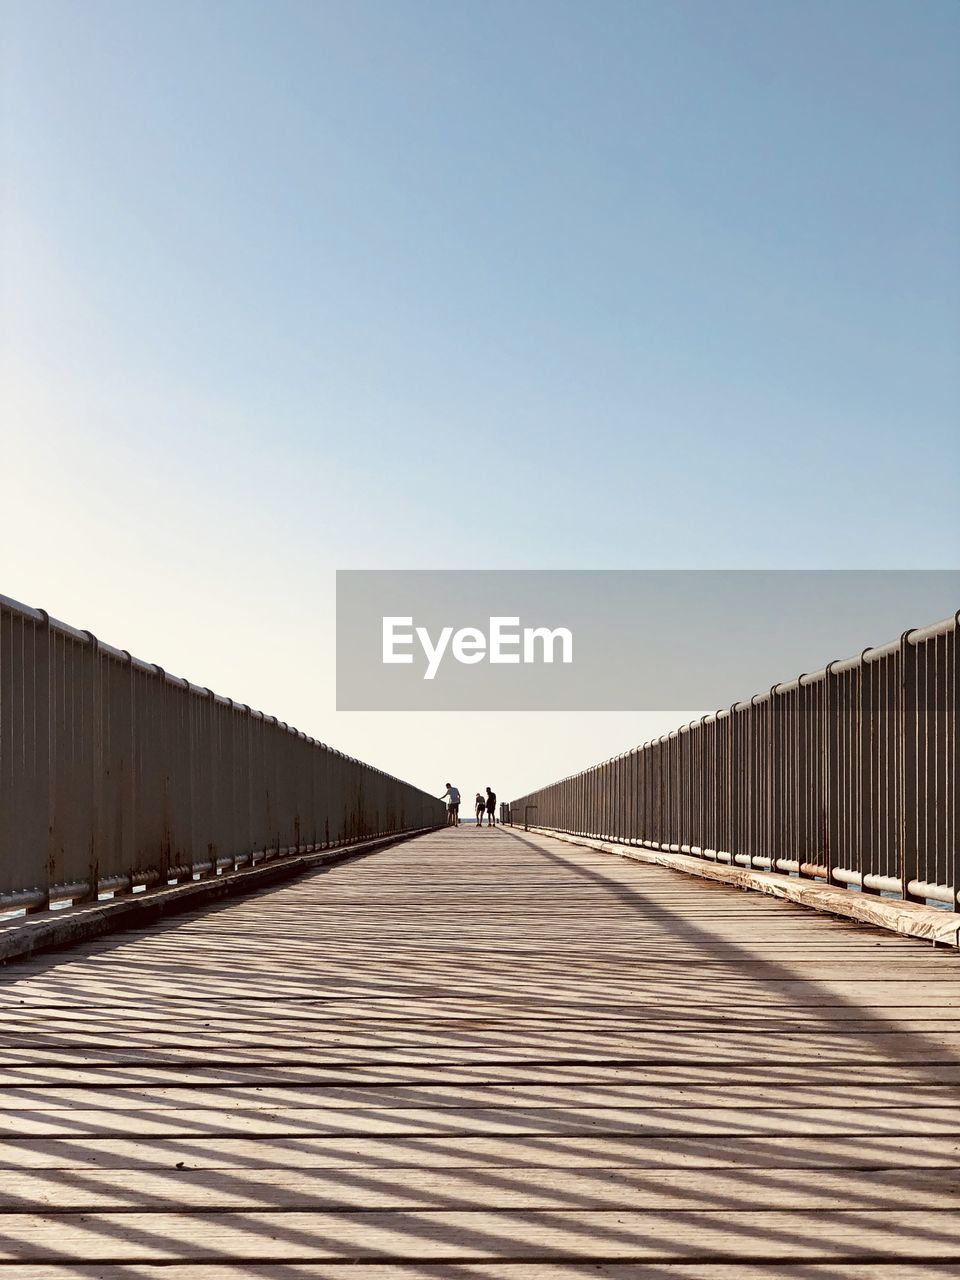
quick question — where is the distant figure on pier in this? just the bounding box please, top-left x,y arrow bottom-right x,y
485,787 -> 497,826
440,783 -> 461,826
474,793 -> 485,825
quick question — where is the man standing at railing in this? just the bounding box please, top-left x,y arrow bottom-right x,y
439,783 -> 461,826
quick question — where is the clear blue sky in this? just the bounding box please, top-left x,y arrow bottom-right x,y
2,1 -> 958,794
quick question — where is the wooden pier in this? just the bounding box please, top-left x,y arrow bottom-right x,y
1,825 -> 959,1276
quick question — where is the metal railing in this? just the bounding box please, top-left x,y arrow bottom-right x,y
0,594 -> 445,912
510,613 -> 959,907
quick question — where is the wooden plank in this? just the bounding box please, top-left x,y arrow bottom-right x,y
3,1104 -> 960,1139
4,1061 -> 960,1088
5,1133 -> 960,1171
11,1267 -> 960,1280
3,1081 -> 958,1111
1,1165 -> 957,1212
3,1030 -> 960,1058
5,1012 -> 960,1034
0,1208 -> 959,1262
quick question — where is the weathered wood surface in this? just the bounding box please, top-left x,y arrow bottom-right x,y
0,830 -> 436,964
530,827 -> 960,946
9,1270 -> 960,1280
1,824 -> 959,1276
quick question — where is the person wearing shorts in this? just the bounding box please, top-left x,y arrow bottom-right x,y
485,787 -> 497,826
440,783 -> 461,826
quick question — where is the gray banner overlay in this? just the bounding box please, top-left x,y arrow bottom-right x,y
336,570 -> 960,712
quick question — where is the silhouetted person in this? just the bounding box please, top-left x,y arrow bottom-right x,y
485,787 -> 497,826
474,792 -> 485,826
440,783 -> 460,826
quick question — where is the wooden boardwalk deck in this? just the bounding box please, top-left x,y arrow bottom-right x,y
1,824 -> 959,1277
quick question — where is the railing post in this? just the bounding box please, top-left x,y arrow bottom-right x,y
900,630 -> 919,900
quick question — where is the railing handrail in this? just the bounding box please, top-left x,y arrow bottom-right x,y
0,591 -> 427,791
510,610 -> 958,907
1,594 -> 445,913
513,610 -> 959,795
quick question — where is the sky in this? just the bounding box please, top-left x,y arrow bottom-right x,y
2,0 -> 958,799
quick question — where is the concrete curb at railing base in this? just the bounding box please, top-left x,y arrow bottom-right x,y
522,826 -> 960,947
0,826 -> 439,965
